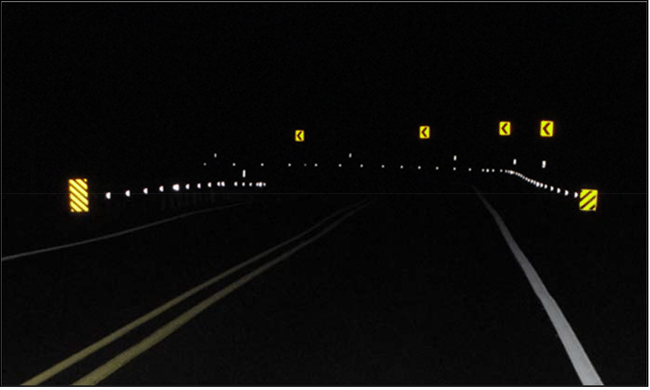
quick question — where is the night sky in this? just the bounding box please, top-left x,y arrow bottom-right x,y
2,3 -> 646,194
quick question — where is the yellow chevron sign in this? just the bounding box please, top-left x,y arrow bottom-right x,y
295,130 -> 305,142
419,126 -> 430,139
541,120 -> 554,137
499,121 -> 511,136
579,189 -> 598,212
69,178 -> 89,213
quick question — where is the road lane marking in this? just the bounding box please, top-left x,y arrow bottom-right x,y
3,201 -> 251,262
72,199 -> 373,385
473,187 -> 603,385
21,198 -> 367,385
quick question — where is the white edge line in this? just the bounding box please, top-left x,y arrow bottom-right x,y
2,201 -> 251,262
472,186 -> 603,386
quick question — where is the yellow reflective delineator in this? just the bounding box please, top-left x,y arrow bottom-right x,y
295,130 -> 305,142
499,121 -> 511,136
579,189 -> 598,212
419,126 -> 430,139
69,178 -> 89,213
541,120 -> 554,137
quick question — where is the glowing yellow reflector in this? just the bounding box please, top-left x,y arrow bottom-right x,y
579,189 -> 598,212
499,121 -> 511,136
541,120 -> 554,137
69,178 -> 89,213
419,126 -> 430,139
295,130 -> 305,142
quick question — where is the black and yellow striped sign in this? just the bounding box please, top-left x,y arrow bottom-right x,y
499,121 -> 511,136
69,178 -> 89,213
579,189 -> 598,212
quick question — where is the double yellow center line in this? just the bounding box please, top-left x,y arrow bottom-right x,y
22,198 -> 372,385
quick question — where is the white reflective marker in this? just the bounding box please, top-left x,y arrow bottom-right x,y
513,158 -> 517,165
314,163 -> 318,167
542,160 -> 547,169
105,192 -> 111,200
234,182 -> 238,187
574,192 -> 579,198
143,188 -> 148,195
550,186 -> 554,191
173,184 -> 180,192
232,163 -> 236,167
436,166 -> 439,170
453,155 -> 457,161
288,163 -> 292,167
242,170 -> 246,178
453,167 -> 456,171
468,168 -> 472,172
242,182 -> 246,187
214,153 -> 217,158
349,153 -> 352,158
249,182 -> 252,187
197,183 -> 201,189
360,164 -> 363,168
208,183 -> 212,188
261,163 -> 264,167
185,184 -> 190,190
203,162 -> 207,166
564,190 -> 569,196
304,163 -> 307,167
339,164 -> 342,168
125,190 -> 131,198
557,188 -> 561,194
381,165 -> 385,168
418,166 -> 421,170
159,186 -> 164,192
400,165 -> 404,169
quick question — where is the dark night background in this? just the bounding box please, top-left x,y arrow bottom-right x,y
2,3 -> 646,194
1,3 -> 648,386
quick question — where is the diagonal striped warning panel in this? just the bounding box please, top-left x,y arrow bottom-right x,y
579,189 -> 598,212
69,178 -> 89,213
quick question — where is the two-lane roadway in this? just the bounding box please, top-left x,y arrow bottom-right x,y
2,188 -> 636,385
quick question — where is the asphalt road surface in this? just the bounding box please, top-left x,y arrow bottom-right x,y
2,186 -> 646,385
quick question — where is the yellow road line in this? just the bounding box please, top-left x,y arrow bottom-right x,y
72,200 -> 371,385
21,199 -> 365,385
